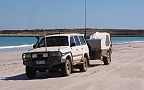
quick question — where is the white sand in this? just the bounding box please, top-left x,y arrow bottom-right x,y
0,42 -> 144,90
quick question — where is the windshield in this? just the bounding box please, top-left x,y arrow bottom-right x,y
37,36 -> 69,47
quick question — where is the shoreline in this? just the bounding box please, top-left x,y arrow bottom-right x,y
0,41 -> 144,65
0,41 -> 144,52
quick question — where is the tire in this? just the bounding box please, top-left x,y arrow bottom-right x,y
103,51 -> 111,65
26,66 -> 36,79
79,57 -> 88,72
61,59 -> 72,76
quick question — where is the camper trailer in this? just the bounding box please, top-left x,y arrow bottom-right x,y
87,32 -> 112,65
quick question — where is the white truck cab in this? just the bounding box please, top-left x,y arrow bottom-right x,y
22,33 -> 89,78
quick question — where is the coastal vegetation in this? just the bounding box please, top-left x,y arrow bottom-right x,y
0,28 -> 144,37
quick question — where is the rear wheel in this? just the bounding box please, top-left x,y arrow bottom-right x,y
26,66 -> 36,79
61,59 -> 72,76
79,57 -> 88,72
103,51 -> 111,65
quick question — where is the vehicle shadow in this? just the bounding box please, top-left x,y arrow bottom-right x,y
3,72 -> 64,81
3,64 -> 104,81
2,74 -> 28,80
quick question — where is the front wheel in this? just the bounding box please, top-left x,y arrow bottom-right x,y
79,57 -> 88,72
26,66 -> 36,79
61,59 -> 72,76
103,51 -> 111,65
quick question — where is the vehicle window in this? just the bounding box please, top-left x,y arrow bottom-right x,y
37,36 -> 68,47
70,36 -> 75,45
74,36 -> 80,46
37,38 -> 45,47
79,36 -> 86,45
106,35 -> 110,46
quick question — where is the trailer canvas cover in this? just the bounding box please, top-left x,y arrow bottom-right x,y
90,32 -> 111,50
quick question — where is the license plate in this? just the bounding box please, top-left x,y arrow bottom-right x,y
36,61 -> 45,64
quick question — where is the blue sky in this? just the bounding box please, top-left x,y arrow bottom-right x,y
0,0 -> 144,30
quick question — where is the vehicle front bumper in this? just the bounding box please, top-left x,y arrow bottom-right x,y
23,57 -> 65,68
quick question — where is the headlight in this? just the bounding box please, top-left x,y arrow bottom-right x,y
32,54 -> 37,58
32,53 -> 48,58
22,53 -> 31,59
51,52 -> 61,57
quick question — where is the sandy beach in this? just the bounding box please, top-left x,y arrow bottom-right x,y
0,42 -> 144,90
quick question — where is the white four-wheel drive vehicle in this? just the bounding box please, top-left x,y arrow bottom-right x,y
22,34 -> 89,78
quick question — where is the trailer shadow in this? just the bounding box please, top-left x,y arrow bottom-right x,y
88,63 -> 103,67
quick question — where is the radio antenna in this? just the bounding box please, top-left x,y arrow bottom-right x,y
84,0 -> 87,39
43,22 -> 47,51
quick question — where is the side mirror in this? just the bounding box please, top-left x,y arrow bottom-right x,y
70,43 -> 76,47
33,45 -> 36,49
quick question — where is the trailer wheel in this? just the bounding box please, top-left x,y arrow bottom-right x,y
26,66 -> 36,79
61,59 -> 72,76
79,57 -> 88,72
103,51 -> 111,65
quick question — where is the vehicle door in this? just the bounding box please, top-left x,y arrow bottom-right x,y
70,36 -> 82,62
78,36 -> 88,56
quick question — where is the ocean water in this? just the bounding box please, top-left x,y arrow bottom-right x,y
0,36 -> 36,51
0,36 -> 144,51
111,36 -> 144,45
